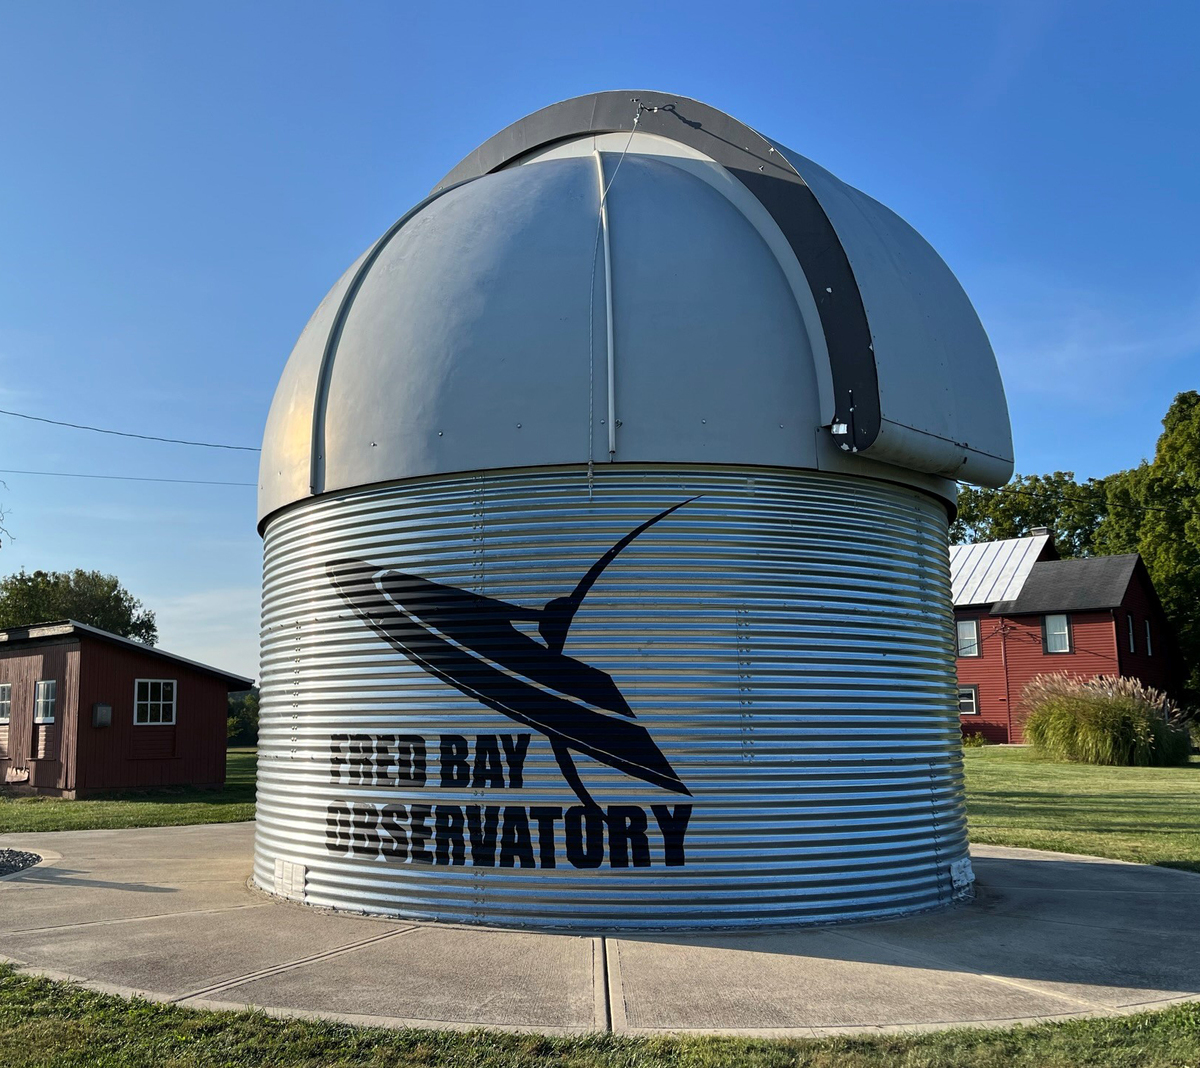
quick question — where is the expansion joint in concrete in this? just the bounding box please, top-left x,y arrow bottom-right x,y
173,925 -> 418,1003
12,902 -> 273,935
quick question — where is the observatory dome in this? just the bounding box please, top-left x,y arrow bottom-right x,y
259,93 -> 1012,527
254,93 -> 1013,930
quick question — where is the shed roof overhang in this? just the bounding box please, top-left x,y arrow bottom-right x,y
0,621 -> 254,691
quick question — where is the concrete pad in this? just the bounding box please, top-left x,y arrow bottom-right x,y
829,908 -> 1199,1012
211,926 -> 600,1032
0,902 -> 403,1000
0,824 -> 257,933
969,850 -> 1200,934
610,929 -> 1088,1033
0,824 -> 1197,1036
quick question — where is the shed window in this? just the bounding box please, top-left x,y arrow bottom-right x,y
957,687 -> 979,715
1128,615 -> 1136,654
1146,620 -> 1153,657
34,680 -> 56,723
0,683 -> 10,724
1044,614 -> 1071,654
134,679 -> 176,725
956,619 -> 981,658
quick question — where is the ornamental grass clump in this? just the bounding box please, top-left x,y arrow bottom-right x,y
1023,674 -> 1192,766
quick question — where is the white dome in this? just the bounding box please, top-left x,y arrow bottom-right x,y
259,92 -> 1012,527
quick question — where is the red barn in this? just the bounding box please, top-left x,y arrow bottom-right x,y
951,533 -> 1177,743
0,620 -> 253,797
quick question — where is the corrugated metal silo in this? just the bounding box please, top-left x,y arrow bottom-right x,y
255,92 -> 1013,929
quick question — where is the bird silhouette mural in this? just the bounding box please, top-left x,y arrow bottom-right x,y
327,499 -> 696,808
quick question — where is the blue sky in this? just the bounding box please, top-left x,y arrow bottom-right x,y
1,1 -> 1196,680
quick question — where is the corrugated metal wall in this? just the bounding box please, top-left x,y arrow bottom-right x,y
256,465 -> 971,929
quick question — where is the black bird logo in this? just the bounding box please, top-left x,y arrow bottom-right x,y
327,498 -> 696,808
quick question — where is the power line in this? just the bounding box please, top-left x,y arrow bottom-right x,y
956,481 -> 1177,515
0,408 -> 261,452
0,469 -> 255,487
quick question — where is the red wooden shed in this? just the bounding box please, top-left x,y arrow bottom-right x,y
0,620 -> 253,797
950,534 -> 1178,743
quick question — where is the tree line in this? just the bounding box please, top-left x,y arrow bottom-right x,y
1,392 -> 1195,709
952,390 -> 1200,698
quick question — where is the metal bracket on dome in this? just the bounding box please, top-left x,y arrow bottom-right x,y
433,90 -> 881,455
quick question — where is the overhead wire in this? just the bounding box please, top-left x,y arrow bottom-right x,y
0,405 -> 259,491
0,408 -> 261,452
0,469 -> 255,487
955,480 -> 1178,516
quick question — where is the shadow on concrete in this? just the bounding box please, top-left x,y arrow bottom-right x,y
7,865 -> 177,894
605,853 -> 1200,995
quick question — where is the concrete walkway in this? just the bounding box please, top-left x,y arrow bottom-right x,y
0,822 -> 1197,1037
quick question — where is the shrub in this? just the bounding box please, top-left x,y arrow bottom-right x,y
961,729 -> 990,747
1023,674 -> 1192,766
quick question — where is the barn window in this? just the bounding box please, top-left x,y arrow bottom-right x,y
0,683 -> 10,724
1128,615 -> 1136,654
1043,614 -> 1071,654
34,680 -> 56,723
957,686 -> 979,715
955,619 -> 981,657
1146,620 -> 1153,656
134,679 -> 176,725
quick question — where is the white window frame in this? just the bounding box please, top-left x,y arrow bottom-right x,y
1044,614 -> 1072,654
33,680 -> 56,724
134,678 -> 177,726
958,686 -> 979,715
955,618 -> 981,658
0,683 -> 10,724
1128,615 -> 1136,654
1145,620 -> 1153,657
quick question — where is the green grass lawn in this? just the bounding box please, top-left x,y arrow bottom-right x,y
0,748 -> 256,833
3,745 -> 1200,1063
962,745 -> 1200,873
0,965 -> 1196,1068
5,747 -> 1200,879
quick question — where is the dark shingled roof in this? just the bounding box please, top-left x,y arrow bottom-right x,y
991,555 -> 1140,616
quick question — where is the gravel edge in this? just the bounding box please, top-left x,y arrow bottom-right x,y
0,849 -> 41,878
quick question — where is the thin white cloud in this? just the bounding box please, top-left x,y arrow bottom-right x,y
977,278 -> 1200,412
965,0 -> 1063,111
152,586 -> 259,684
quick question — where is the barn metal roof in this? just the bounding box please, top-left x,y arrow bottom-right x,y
991,554 -> 1140,616
0,620 -> 254,690
949,535 -> 1054,607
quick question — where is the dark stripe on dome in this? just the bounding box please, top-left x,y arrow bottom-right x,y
435,91 -> 881,454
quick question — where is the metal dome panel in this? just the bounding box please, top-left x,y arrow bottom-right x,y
260,91 -> 1012,529
261,148 -> 828,525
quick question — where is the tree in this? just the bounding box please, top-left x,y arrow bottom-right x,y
951,471 -> 1107,558
0,481 -> 12,548
0,569 -> 158,644
227,688 -> 259,746
952,393 -> 1200,700
1093,392 -> 1200,698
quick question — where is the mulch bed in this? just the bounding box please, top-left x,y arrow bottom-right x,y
0,849 -> 40,878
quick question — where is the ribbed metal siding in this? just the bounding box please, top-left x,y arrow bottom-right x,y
256,465 -> 970,930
